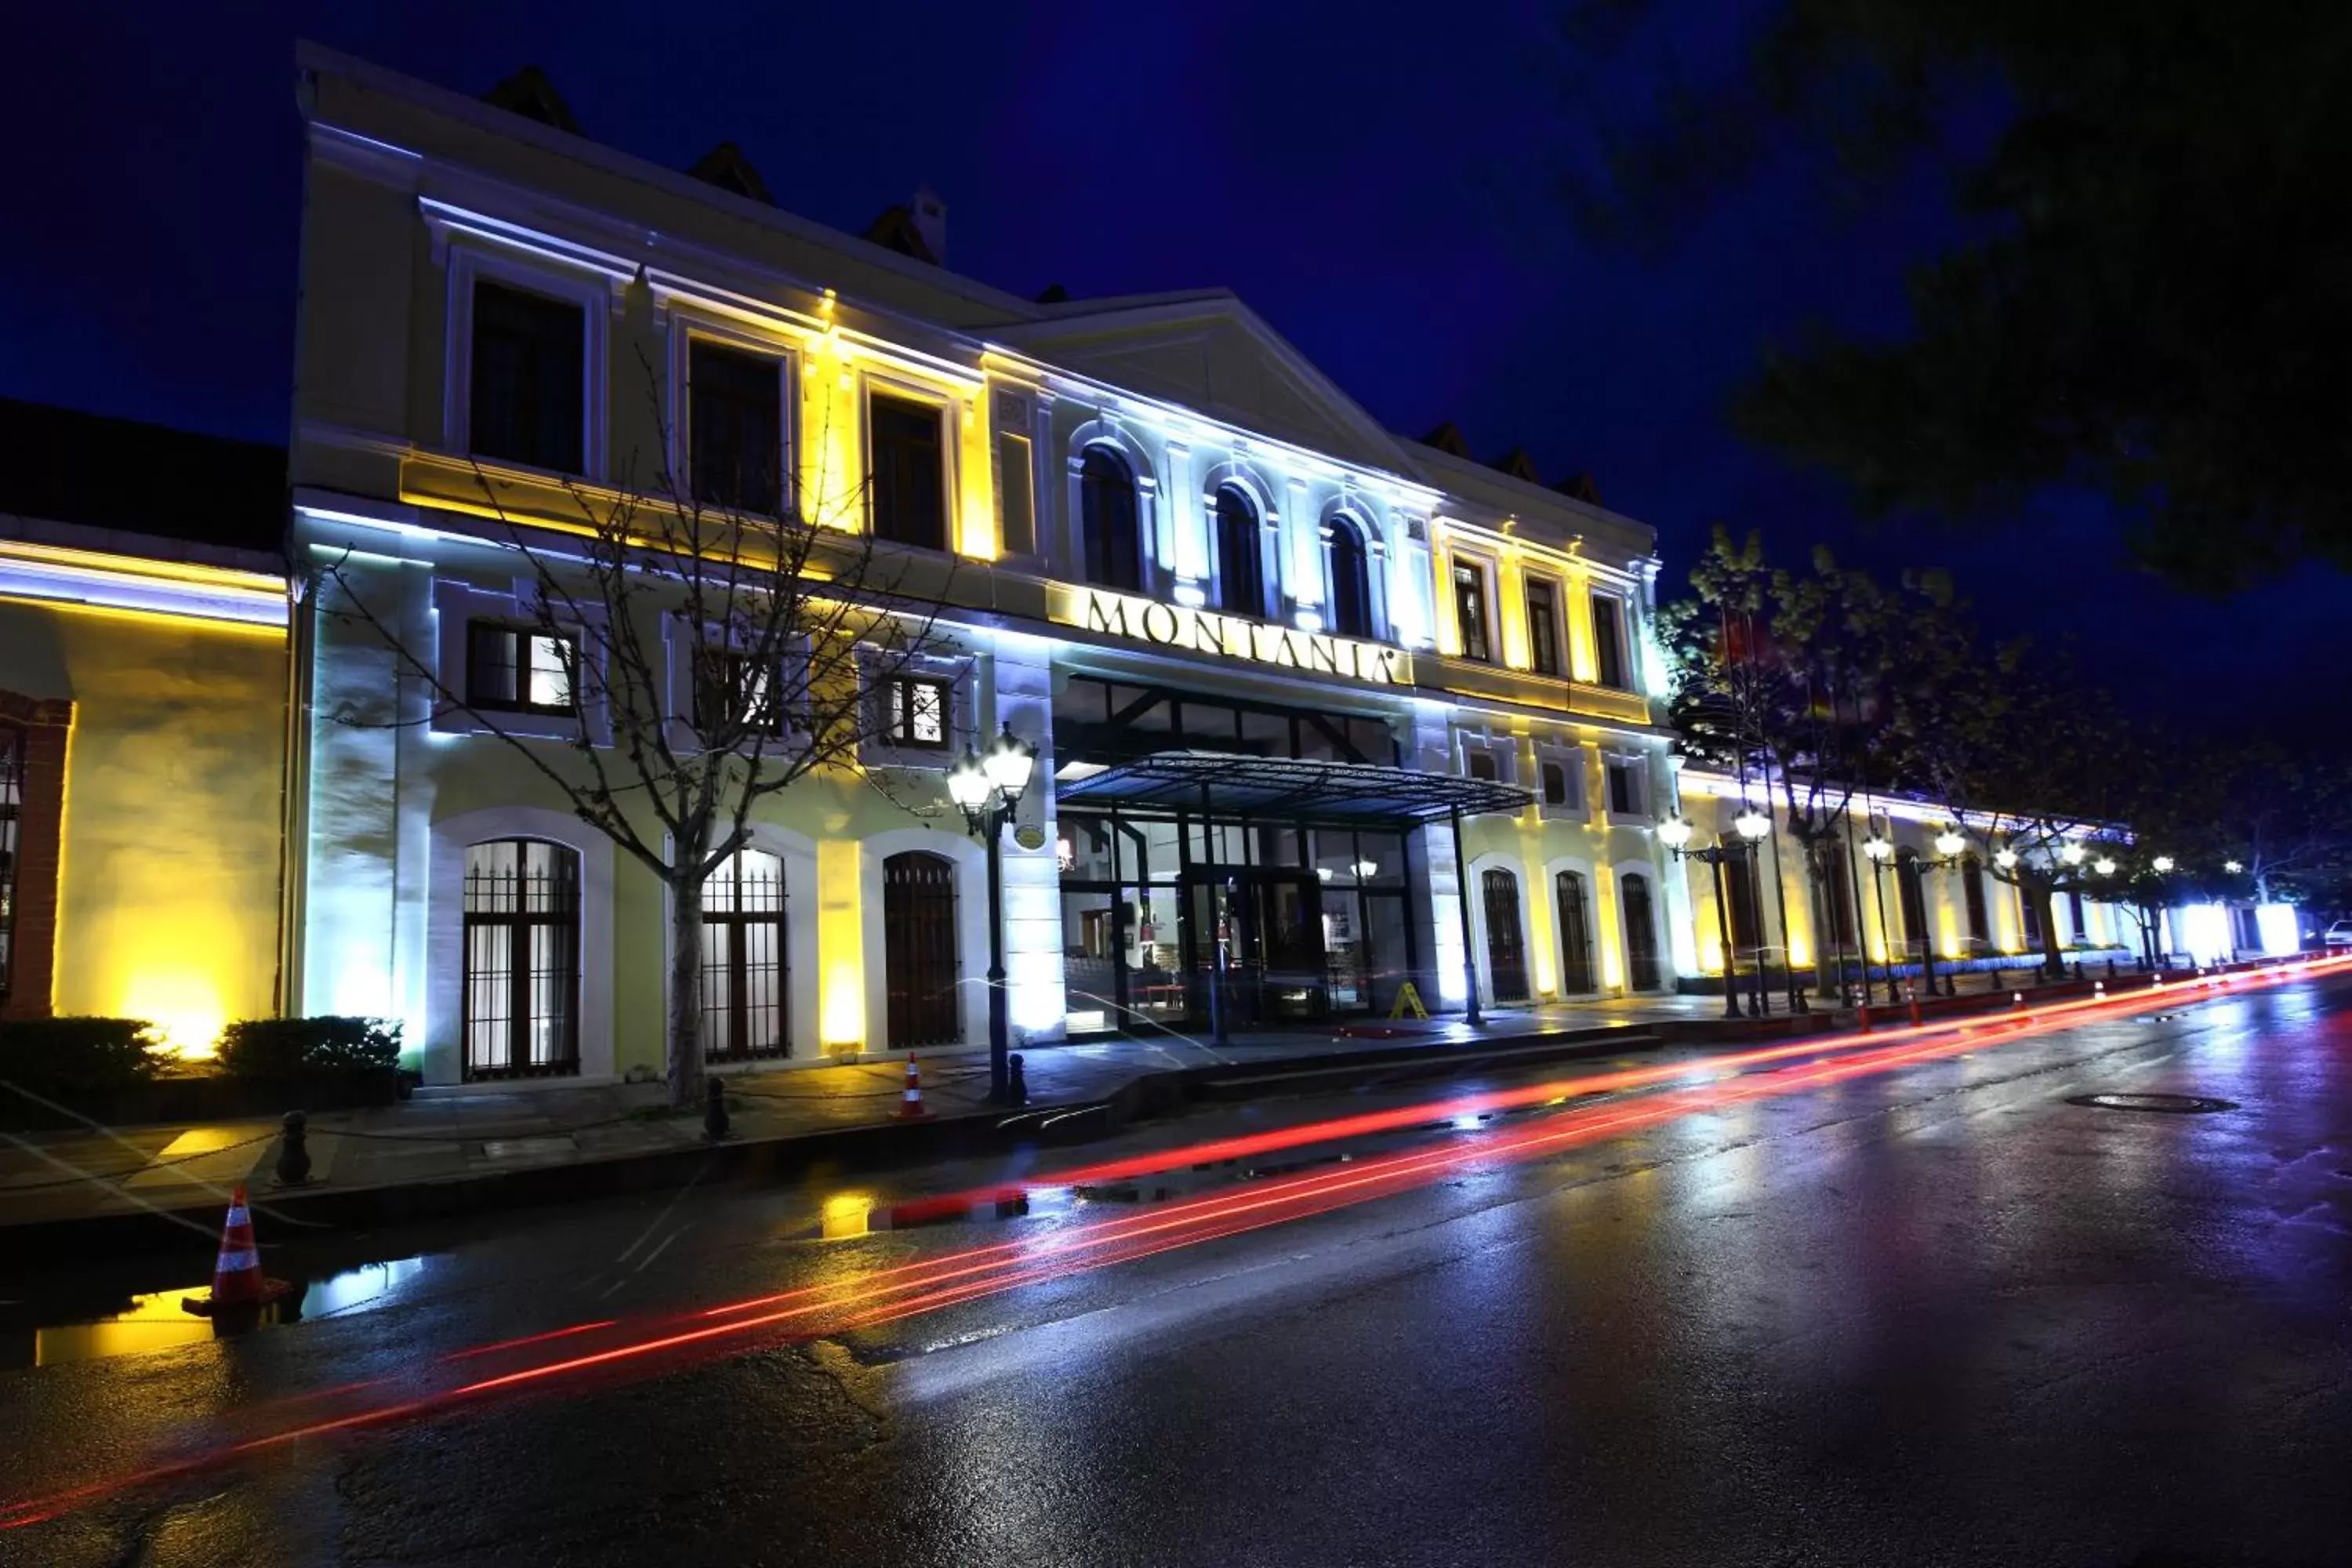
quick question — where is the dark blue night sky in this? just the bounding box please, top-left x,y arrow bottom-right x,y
5,2 -> 2337,726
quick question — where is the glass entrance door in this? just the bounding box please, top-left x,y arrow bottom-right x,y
1187,869 -> 1328,1028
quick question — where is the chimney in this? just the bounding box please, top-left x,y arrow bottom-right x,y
909,186 -> 948,265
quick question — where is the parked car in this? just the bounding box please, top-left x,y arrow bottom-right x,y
2325,920 -> 2352,949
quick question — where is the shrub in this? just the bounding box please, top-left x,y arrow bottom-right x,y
217,1017 -> 403,1080
0,1017 -> 165,1100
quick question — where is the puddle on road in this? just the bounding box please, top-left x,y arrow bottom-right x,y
1,1254 -> 432,1370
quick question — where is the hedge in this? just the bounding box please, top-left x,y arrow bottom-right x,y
217,1017 -> 404,1080
0,1017 -> 165,1101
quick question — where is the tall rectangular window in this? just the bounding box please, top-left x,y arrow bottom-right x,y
869,392 -> 946,550
470,280 -> 585,473
467,622 -> 577,715
1453,560 -> 1492,662
1590,592 -> 1630,689
0,725 -> 20,1004
1605,757 -> 1646,817
884,676 -> 951,749
694,648 -> 783,738
689,340 -> 784,515
1525,578 -> 1563,677
997,431 -> 1036,555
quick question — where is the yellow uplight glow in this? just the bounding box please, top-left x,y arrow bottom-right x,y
817,840 -> 865,1047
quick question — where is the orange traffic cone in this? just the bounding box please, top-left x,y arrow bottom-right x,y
181,1185 -> 292,1318
896,1054 -> 928,1120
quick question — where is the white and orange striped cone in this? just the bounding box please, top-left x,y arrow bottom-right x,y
181,1184 -> 292,1319
896,1054 -> 928,1120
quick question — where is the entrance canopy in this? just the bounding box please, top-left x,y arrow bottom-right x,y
1055,749 -> 1533,825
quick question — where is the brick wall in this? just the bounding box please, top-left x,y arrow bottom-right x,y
0,691 -> 73,1022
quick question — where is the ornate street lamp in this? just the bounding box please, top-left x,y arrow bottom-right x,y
1659,814 -> 1744,1020
1993,847 -> 2020,872
1860,829 -> 1900,1003
2151,855 -> 2176,874
1934,826 -> 1967,858
2059,840 -> 2087,867
2224,858 -> 2244,875
949,723 -> 1037,1104
1730,803 -> 1786,1014
2093,855 -> 2118,878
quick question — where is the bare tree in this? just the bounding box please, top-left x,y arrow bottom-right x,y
321,375 -> 963,1109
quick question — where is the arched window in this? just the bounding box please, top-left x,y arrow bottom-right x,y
1621,872 -> 1662,992
462,839 -> 580,1080
1896,848 -> 1929,960
1325,516 -> 1372,639
1214,485 -> 1264,616
1080,446 -> 1142,592
1555,869 -> 1595,994
702,848 -> 787,1061
1480,867 -> 1530,1003
1962,854 -> 1991,953
883,851 -> 960,1046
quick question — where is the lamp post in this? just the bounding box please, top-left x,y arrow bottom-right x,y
948,723 -> 1038,1105
1733,804 -> 1773,1015
1903,824 -> 1969,998
1861,827 -> 1897,1002
1659,814 -> 1742,1019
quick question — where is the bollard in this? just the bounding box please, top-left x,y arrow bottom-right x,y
703,1078 -> 730,1142
2105,956 -> 2118,981
1857,1004 -> 1874,1033
1006,1052 -> 1029,1107
274,1109 -> 312,1187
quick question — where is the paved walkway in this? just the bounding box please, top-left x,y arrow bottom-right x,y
0,1000 -> 1716,1232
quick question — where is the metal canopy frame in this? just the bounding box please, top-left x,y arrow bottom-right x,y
1055,749 -> 1533,825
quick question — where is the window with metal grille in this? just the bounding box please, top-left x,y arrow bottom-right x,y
1466,750 -> 1498,782
869,391 -> 947,550
0,725 -> 20,1004
689,339 -> 784,515
461,839 -> 580,1080
1452,560 -> 1492,662
470,280 -> 585,473
466,622 -> 576,715
884,676 -> 951,750
702,848 -> 788,1060
1541,760 -> 1570,806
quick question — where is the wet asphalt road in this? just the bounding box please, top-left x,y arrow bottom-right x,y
3,978 -> 2350,1567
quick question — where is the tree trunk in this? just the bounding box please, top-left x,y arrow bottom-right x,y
2032,884 -> 2065,978
668,871 -> 706,1111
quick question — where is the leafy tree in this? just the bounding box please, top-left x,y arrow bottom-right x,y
1556,0 -> 2352,590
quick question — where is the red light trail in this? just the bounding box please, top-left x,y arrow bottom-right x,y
3,956 -> 2341,1531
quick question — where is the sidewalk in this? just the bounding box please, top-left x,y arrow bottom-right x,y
0,1002 -> 1710,1252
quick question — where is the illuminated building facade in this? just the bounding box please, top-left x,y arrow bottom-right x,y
0,402 -> 290,1054
284,47 -> 1684,1085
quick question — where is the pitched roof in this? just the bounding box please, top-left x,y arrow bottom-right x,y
685,141 -> 771,205
481,66 -> 580,135
0,398 -> 284,556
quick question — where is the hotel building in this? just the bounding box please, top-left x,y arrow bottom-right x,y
283,47 -> 1684,1084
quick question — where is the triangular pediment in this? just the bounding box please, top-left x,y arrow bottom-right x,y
995,296 -> 1410,476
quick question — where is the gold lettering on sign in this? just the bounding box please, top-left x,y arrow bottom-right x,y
1085,595 -> 1131,638
1061,588 -> 1408,686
